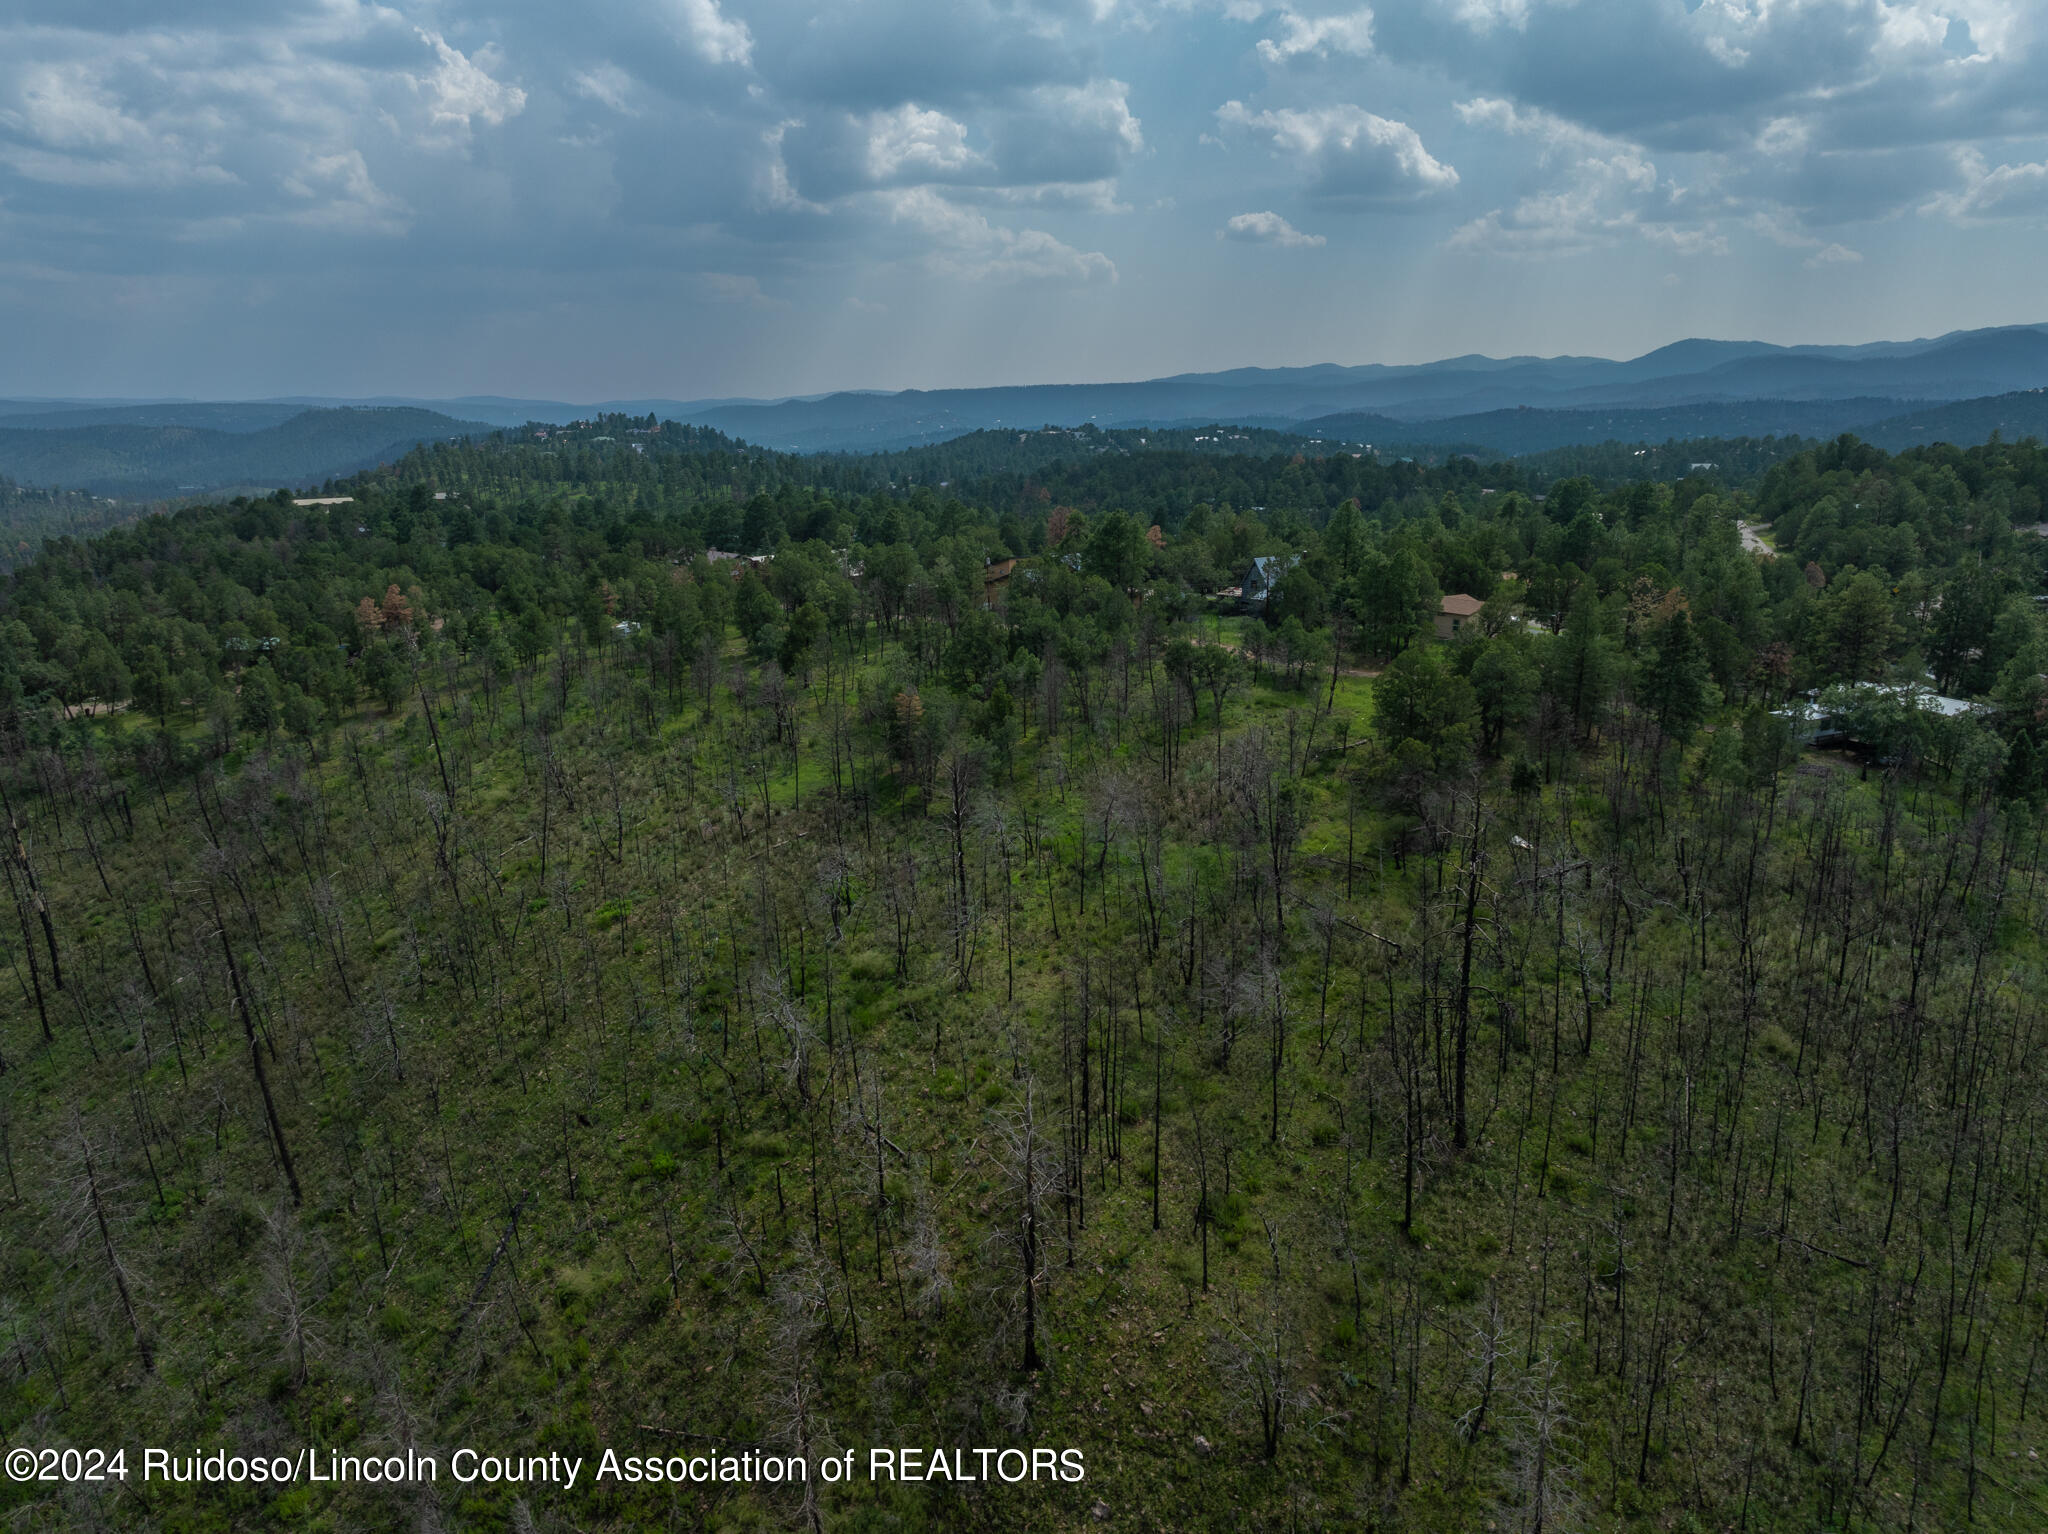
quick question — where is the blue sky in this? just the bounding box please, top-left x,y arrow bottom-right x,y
3,0 -> 2044,400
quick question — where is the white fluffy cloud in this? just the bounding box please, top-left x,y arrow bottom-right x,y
1255,8 -> 1375,63
884,186 -> 1117,282
0,21 -> 526,243
0,59 -> 239,191
669,0 -> 755,67
1452,94 -> 1728,258
1440,0 -> 1531,33
863,104 -> 981,181
1220,209 -> 1325,245
414,32 -> 527,139
1216,100 -> 1457,201
1922,147 -> 2048,221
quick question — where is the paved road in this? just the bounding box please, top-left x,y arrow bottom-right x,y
1738,521 -> 1773,556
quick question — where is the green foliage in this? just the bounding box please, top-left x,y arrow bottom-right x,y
1374,642 -> 1476,772
1639,610 -> 1717,742
1467,635 -> 1540,755
3,411 -> 2048,1534
236,663 -> 282,740
1351,543 -> 1439,660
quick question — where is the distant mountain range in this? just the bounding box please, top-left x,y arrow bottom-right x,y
1296,391 -> 2048,458
4,325 -> 2046,489
0,407 -> 489,498
657,324 -> 2048,451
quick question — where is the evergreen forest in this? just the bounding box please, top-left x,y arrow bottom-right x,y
4,419 -> 2048,1532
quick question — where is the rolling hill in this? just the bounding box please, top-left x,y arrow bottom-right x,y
0,406 -> 492,496
1861,388 -> 2048,451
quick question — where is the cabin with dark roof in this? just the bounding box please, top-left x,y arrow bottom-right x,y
1239,554 -> 1298,609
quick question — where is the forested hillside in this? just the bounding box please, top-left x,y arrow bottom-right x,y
0,408 -> 489,498
0,479 -> 144,575
3,424 -> 2048,1531
1862,389 -> 2048,454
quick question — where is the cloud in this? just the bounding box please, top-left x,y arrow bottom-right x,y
1922,147 -> 2048,221
280,149 -> 409,235
760,0 -> 1087,113
987,80 -> 1143,187
863,104 -> 982,181
759,121 -> 828,213
1219,209 -> 1325,245
1452,93 -> 1682,256
772,81 -> 1141,206
1804,241 -> 1862,265
0,60 -> 240,190
572,64 -> 637,116
1457,95 -> 1640,165
884,186 -> 1117,283
1754,115 -> 1809,157
0,13 -> 545,251
770,105 -> 982,202
1639,222 -> 1728,256
1440,0 -> 1531,33
976,180 -> 1129,212
669,0 -> 754,68
413,32 -> 526,137
1,0 -> 2044,397
1744,206 -> 1863,264
1255,8 -> 1376,63
1215,100 -> 1457,201
1343,0 -> 2047,211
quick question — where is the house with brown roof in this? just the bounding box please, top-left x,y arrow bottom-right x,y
1435,593 -> 1484,640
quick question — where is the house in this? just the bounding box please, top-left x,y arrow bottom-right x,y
1436,593 -> 1484,640
1239,554 -> 1299,609
982,557 -> 1018,609
706,549 -> 772,581
1776,684 -> 1982,749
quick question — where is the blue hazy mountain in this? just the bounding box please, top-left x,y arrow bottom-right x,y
6,325 -> 2047,469
631,324 -> 2048,450
1300,399 -> 1915,457
0,403 -> 313,433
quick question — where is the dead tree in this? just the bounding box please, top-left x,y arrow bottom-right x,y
993,1080 -> 1060,1372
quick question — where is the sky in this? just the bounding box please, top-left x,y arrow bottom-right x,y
2,0 -> 2045,401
